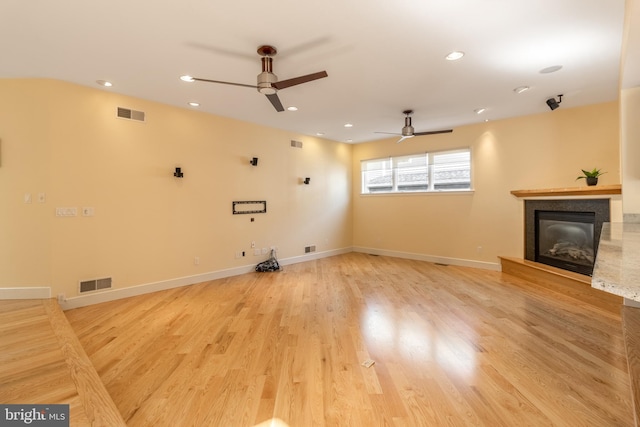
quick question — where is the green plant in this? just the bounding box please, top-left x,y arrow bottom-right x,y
576,168 -> 606,180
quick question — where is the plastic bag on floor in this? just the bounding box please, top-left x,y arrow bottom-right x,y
255,249 -> 281,272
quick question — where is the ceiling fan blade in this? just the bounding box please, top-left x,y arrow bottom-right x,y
192,77 -> 257,89
374,131 -> 402,136
414,129 -> 454,136
265,93 -> 284,112
272,71 -> 328,90
186,42 -> 256,61
397,136 -> 413,144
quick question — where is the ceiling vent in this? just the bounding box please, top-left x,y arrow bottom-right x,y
290,140 -> 303,148
117,107 -> 146,122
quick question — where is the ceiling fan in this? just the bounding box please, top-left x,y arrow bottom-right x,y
188,45 -> 328,112
375,110 -> 453,143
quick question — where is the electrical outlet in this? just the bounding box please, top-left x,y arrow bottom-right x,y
253,248 -> 260,256
56,207 -> 78,217
194,256 -> 200,265
261,247 -> 268,255
251,241 -> 256,248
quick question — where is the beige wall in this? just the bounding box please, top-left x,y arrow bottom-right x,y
0,78 -> 622,300
621,87 -> 640,216
620,0 -> 640,219
0,79 -> 353,298
352,102 -> 621,266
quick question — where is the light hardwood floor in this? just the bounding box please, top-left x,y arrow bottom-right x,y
64,253 -> 633,426
0,299 -> 125,426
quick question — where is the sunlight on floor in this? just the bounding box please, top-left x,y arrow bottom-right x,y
362,305 -> 477,379
252,418 -> 290,427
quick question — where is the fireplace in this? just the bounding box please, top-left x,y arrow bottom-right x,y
525,199 -> 610,276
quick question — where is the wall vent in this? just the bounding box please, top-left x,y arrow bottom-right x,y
117,107 -> 146,122
290,140 -> 303,148
79,277 -> 112,293
304,245 -> 316,253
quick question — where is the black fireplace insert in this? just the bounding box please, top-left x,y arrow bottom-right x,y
524,199 -> 609,276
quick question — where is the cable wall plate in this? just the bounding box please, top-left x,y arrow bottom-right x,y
232,200 -> 267,215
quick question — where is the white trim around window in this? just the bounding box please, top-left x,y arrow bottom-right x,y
360,148 -> 472,195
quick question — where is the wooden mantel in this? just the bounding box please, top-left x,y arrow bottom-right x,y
510,184 -> 621,198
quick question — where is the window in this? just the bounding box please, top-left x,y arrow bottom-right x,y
361,148 -> 471,194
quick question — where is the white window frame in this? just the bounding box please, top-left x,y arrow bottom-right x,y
360,148 -> 472,195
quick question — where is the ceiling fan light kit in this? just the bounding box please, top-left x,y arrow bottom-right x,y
187,45 -> 328,112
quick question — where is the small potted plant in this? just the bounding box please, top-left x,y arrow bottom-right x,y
576,168 -> 606,186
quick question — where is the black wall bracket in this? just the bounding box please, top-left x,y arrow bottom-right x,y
233,200 -> 267,215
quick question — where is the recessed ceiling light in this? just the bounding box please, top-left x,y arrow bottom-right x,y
346,139 -> 353,143
540,65 -> 562,74
180,75 -> 195,82
188,102 -> 200,107
316,132 -> 325,136
344,123 -> 353,128
514,86 -> 530,94
445,51 -> 465,61
96,80 -> 112,87
474,108 -> 486,114
287,106 -> 298,111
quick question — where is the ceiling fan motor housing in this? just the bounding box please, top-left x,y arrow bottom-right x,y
402,114 -> 415,136
257,54 -> 277,94
257,71 -> 277,94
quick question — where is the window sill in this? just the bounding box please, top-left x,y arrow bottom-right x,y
360,189 -> 475,196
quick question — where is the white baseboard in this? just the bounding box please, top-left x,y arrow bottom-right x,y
352,246 -> 501,271
61,265 -> 254,310
278,247 -> 352,266
61,247 -> 353,310
0,287 -> 51,299
18,246 -> 493,310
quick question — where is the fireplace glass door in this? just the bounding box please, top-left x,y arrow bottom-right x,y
535,211 -> 596,275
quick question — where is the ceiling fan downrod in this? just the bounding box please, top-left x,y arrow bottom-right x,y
257,45 -> 278,95
402,110 -> 415,137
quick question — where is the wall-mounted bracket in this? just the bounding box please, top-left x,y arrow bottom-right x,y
233,200 -> 267,215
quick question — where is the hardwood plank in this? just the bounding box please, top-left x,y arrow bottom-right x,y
0,299 -> 125,427
64,253 -> 633,426
623,306 -> 640,426
499,256 -> 622,316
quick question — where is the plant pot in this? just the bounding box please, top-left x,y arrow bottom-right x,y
586,177 -> 598,186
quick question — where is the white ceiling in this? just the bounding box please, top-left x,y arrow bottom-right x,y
0,0 -> 631,143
